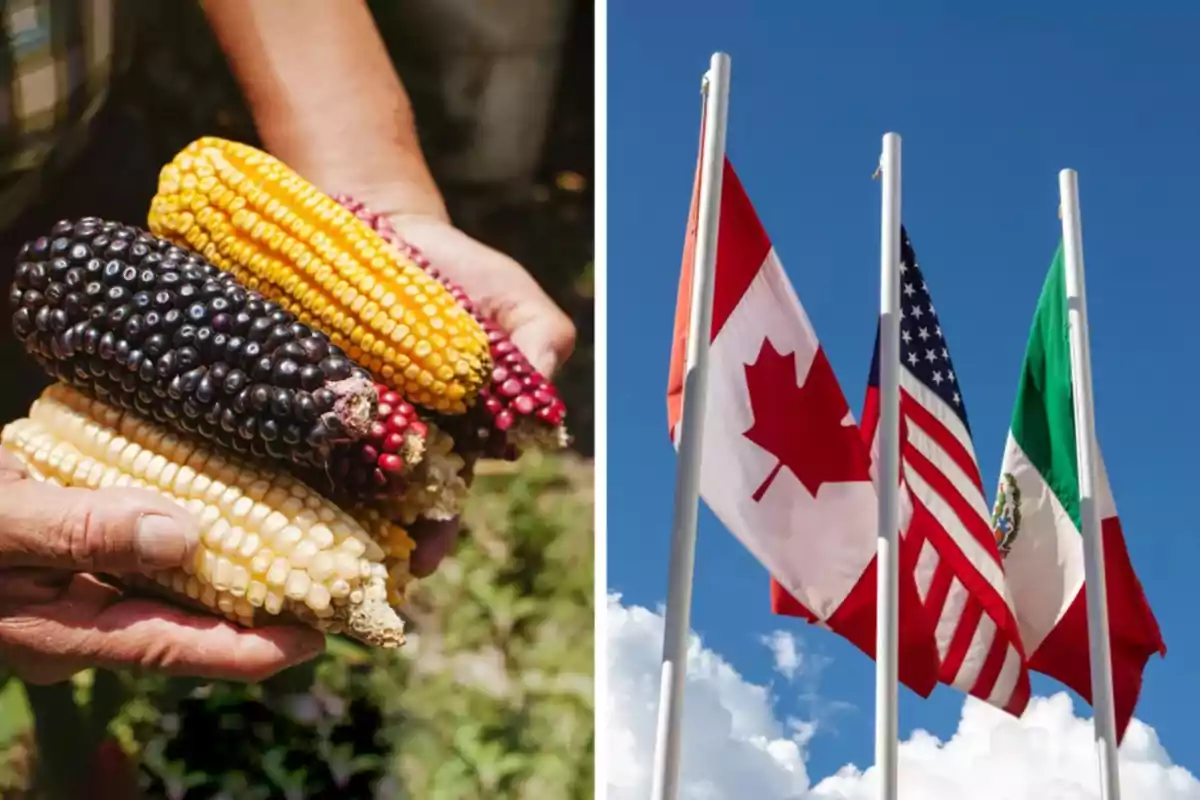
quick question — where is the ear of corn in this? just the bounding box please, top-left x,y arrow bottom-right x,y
382,422 -> 470,525
147,137 -> 491,415
323,381 -> 428,494
334,196 -> 570,457
307,380 -> 474,525
1,382 -> 413,648
302,415 -> 467,541
352,504 -> 419,608
9,219 -> 384,471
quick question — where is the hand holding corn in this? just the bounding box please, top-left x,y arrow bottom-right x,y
342,207 -> 577,384
3,138 -> 572,655
0,447 -> 324,685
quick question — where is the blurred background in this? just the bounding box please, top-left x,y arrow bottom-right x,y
0,1 -> 594,797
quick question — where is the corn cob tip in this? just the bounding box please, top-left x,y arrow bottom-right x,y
399,431 -> 426,466
329,420 -> 469,523
337,596 -> 406,648
114,573 -> 405,648
283,582 -> 406,648
323,375 -> 378,440
318,383 -> 429,498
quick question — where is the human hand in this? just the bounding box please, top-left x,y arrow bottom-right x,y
202,0 -> 576,578
377,212 -> 576,578
0,450 -> 324,685
386,213 -> 577,379
321,178 -> 574,578
203,0 -> 575,576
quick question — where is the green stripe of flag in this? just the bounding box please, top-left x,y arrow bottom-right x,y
1009,244 -> 1083,531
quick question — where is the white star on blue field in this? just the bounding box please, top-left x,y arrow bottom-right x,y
606,3 -> 1200,796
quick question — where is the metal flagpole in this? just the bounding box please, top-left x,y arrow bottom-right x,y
874,132 -> 902,800
1059,168 -> 1122,800
649,51 -> 732,800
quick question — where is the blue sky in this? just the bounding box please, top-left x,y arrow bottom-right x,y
606,3 -> 1200,787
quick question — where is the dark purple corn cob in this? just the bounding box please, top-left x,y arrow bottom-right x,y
9,219 -> 381,468
332,195 -> 569,459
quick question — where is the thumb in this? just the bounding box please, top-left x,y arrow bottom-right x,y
0,480 -> 199,573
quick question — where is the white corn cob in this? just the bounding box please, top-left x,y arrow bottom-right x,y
1,383 -> 416,648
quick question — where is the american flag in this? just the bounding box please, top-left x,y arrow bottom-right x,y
860,228 -> 1031,715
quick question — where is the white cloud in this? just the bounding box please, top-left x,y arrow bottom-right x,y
810,695 -> 1200,800
607,593 -> 813,799
607,593 -> 1200,800
762,630 -> 802,681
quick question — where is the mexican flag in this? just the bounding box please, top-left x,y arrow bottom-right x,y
992,245 -> 1165,739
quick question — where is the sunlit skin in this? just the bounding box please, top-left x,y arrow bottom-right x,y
0,449 -> 325,684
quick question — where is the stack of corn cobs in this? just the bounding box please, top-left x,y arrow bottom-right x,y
2,137 -> 569,649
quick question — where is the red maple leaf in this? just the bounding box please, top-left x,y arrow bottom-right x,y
742,339 -> 871,500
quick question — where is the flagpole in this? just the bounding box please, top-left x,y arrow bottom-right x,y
1059,169 -> 1122,800
875,132 -> 902,800
649,50 -> 732,800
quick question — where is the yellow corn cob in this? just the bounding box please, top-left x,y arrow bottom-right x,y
147,136 -> 491,414
1,383 -> 414,648
353,504 -> 419,607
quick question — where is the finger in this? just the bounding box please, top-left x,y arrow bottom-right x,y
408,517 -> 461,577
88,599 -> 326,682
0,566 -> 95,607
0,482 -> 199,573
505,300 -> 577,380
4,578 -> 325,684
0,448 -> 29,482
387,216 -> 576,377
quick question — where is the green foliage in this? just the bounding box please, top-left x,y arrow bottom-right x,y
0,675 -> 33,795
387,453 -> 594,799
0,453 -> 593,799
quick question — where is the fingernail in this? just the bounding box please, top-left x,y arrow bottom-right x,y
135,514 -> 194,568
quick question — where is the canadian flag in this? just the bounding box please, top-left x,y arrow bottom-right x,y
666,139 -> 940,695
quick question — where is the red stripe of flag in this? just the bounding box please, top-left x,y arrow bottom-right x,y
900,389 -> 985,493
902,440 -> 1021,642
857,227 -> 1032,716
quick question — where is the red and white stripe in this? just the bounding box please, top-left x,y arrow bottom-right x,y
862,372 -> 1032,715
